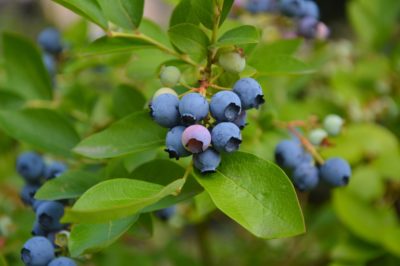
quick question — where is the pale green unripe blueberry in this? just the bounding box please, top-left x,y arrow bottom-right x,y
323,114 -> 344,136
218,52 -> 246,73
159,66 -> 181,87
309,128 -> 328,146
153,87 -> 178,100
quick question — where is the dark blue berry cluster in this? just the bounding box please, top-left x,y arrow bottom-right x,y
16,152 -> 76,266
150,75 -> 265,173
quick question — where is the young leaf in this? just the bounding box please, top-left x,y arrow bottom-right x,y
62,178 -> 185,223
53,0 -> 108,29
74,111 -> 166,159
215,25 -> 260,47
97,0 -> 144,29
81,36 -> 154,56
169,0 -> 199,27
35,170 -> 103,200
168,23 -> 210,62
0,108 -> 80,157
191,0 -> 214,30
69,215 -> 139,257
3,33 -> 52,100
193,152 -> 305,239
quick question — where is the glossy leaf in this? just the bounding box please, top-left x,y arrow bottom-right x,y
194,152 -> 305,238
169,0 -> 199,27
0,90 -> 24,110
97,0 -> 144,29
215,25 -> 259,47
74,111 -> 166,159
81,36 -> 154,56
0,108 -> 80,157
112,84 -> 146,118
191,0 -> 214,30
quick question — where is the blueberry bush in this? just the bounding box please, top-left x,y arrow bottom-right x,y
0,0 -> 399,265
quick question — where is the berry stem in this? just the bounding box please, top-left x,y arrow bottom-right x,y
175,161 -> 193,195
208,83 -> 231,90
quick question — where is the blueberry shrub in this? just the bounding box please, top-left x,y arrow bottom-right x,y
0,0 -> 399,265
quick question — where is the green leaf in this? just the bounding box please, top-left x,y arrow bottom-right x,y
81,36 -> 154,56
0,108 -> 80,157
62,178 -> 185,223
191,0 -> 214,30
128,213 -> 153,239
74,111 -> 166,159
69,215 -> 139,257
129,160 -> 202,212
35,170 -> 103,200
215,25 -> 259,47
169,0 -> 199,27
53,0 -> 108,29
0,90 -> 24,110
168,23 -> 210,62
2,33 -> 52,100
97,0 -> 144,29
220,0 -> 234,26
383,227 -> 400,256
193,152 -> 305,239
139,19 -> 171,48
112,84 -> 146,118
250,54 -> 314,75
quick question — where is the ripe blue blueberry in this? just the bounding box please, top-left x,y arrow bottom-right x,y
165,126 -> 191,159
179,93 -> 209,124
159,66 -> 181,87
320,157 -> 351,186
218,52 -> 246,73
155,206 -> 176,221
150,93 -> 180,128
274,140 -> 304,169
181,125 -> 211,153
300,0 -> 319,19
37,27 -> 63,55
32,200 -> 46,212
233,78 -> 265,110
233,111 -> 247,129
48,257 -> 77,266
211,122 -> 242,153
292,163 -> 319,191
43,53 -> 56,77
210,91 -> 242,122
297,16 -> 319,39
20,184 -> 40,206
193,148 -> 221,173
16,152 -> 45,184
45,162 -> 67,180
21,236 -> 55,266
246,0 -> 274,13
31,220 -> 48,236
35,201 -> 65,231
323,114 -> 344,136
279,0 -> 305,17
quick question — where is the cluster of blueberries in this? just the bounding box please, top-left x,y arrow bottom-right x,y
245,0 -> 329,40
17,152 -> 77,266
275,115 -> 352,191
37,27 -> 63,83
150,66 -> 265,173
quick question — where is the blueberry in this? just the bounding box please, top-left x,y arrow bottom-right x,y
320,158 -> 351,187
21,236 -> 55,266
181,125 -> 211,153
323,114 -> 344,136
16,152 -> 45,184
233,78 -> 265,110
300,0 -> 319,19
233,111 -> 247,129
211,122 -> 242,153
297,16 -> 319,39
210,91 -> 242,122
193,148 -> 221,173
218,52 -> 246,73
43,53 -> 56,77
35,201 -> 65,231
149,93 -> 180,128
315,22 -> 330,40
159,66 -> 181,87
32,200 -> 46,212
279,0 -> 305,17
246,0 -> 275,13
308,128 -> 327,146
155,206 -> 176,221
179,93 -> 209,124
37,27 -> 63,55
20,184 -> 40,206
153,87 -> 178,100
165,126 -> 192,159
48,257 -> 77,266
292,163 -> 319,191
274,140 -> 304,169
31,220 -> 48,236
45,162 -> 67,180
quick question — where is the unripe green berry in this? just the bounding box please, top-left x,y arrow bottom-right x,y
159,66 -> 181,87
218,52 -> 246,73
309,128 -> 328,146
153,87 -> 178,99
323,114 -> 344,136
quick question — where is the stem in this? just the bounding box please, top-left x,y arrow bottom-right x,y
175,161 -> 193,194
110,31 -> 198,67
208,83 -> 230,90
196,221 -> 214,266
